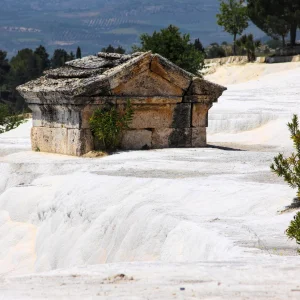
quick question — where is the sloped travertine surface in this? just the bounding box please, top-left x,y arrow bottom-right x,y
2,66 -> 300,298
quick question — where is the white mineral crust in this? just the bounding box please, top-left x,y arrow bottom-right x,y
1,62 -> 300,299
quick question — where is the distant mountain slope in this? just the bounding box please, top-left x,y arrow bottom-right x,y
0,0 -> 261,57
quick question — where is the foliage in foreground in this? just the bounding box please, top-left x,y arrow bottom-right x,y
133,25 -> 205,75
89,100 -> 134,151
271,115 -> 300,198
271,115 -> 300,253
0,103 -> 25,134
286,212 -> 300,253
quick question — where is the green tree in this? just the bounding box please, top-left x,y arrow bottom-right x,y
68,51 -> 75,61
286,213 -> 300,253
34,45 -> 50,74
248,0 -> 300,47
115,46 -> 126,54
271,115 -> 300,199
236,34 -> 261,62
101,45 -> 126,54
217,0 -> 249,55
264,16 -> 290,48
266,39 -> 282,50
205,43 -> 226,59
102,44 -> 115,53
133,25 -> 205,75
76,46 -> 82,59
8,48 -> 41,111
0,50 -> 10,86
271,115 -> 300,254
51,49 -> 69,68
0,103 -> 24,134
9,49 -> 39,87
194,38 -> 205,54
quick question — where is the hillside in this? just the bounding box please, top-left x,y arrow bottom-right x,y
0,0 -> 261,57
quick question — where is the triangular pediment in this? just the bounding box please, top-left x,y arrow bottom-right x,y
111,69 -> 184,97
150,54 -> 193,91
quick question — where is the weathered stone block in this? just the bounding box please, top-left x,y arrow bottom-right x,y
78,76 -> 111,97
29,104 -> 43,128
187,77 -> 227,101
90,97 -> 117,105
82,99 -> 184,130
111,70 -> 183,97
81,105 -> 94,129
67,129 -> 94,156
168,128 -> 192,148
192,104 -> 210,127
31,127 -> 68,154
116,96 -> 182,105
29,104 -> 82,129
152,128 -> 173,148
187,77 -> 209,95
31,127 -> 93,156
183,95 -> 212,104
172,103 -> 191,128
127,104 -> 175,129
192,128 -> 206,147
121,130 -> 152,150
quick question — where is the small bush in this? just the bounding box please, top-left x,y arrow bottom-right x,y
205,43 -> 226,59
271,115 -> 300,198
271,115 -> 300,253
286,212 -> 300,253
0,104 -> 24,134
89,100 -> 134,151
236,34 -> 261,62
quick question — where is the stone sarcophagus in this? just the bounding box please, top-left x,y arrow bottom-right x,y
17,52 -> 226,156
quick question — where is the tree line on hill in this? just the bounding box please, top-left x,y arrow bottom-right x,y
0,44 -> 129,112
1,0 -> 299,115
0,28 -> 207,114
0,46 -> 82,112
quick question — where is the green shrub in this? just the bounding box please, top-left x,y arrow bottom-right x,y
133,25 -> 205,75
271,115 -> 300,199
286,212 -> 300,253
271,115 -> 300,253
205,43 -> 226,59
0,103 -> 24,134
236,34 -> 261,62
89,100 -> 134,151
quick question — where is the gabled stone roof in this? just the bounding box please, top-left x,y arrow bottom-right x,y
17,52 -> 226,105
